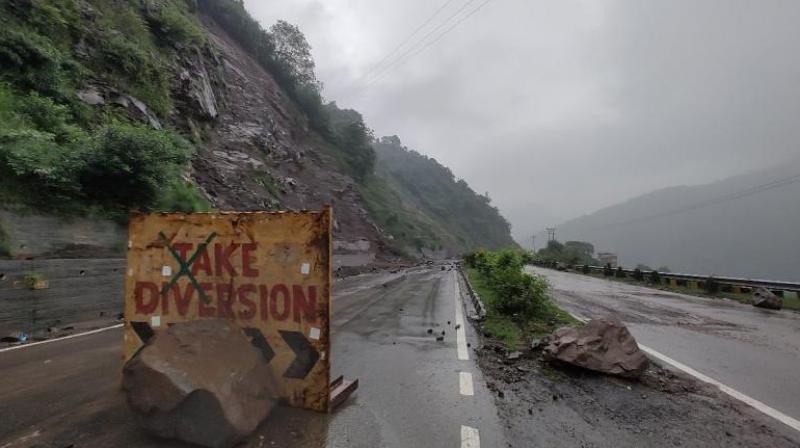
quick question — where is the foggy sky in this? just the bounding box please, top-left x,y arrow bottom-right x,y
243,0 -> 800,244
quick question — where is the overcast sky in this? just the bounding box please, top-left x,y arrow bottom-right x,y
243,0 -> 800,244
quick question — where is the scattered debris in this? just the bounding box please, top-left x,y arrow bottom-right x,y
1,332 -> 28,343
329,375 -> 359,410
753,287 -> 782,310
427,329 -> 433,335
436,335 -> 445,342
542,318 -> 649,379
123,320 -> 279,448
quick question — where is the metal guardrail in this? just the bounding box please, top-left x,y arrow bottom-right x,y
456,262 -> 487,319
533,262 -> 800,296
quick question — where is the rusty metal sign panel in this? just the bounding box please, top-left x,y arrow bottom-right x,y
122,209 -> 332,411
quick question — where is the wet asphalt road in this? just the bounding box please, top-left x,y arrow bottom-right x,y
529,266 -> 800,423
0,265 -> 504,448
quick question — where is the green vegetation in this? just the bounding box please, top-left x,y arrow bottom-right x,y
535,240 -> 599,266
21,271 -> 45,289
365,136 -> 516,254
465,249 -> 578,349
0,0 -> 211,217
197,1 -> 330,137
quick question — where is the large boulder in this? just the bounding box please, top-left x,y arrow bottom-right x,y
753,287 -> 783,310
542,318 -> 649,379
123,320 -> 279,448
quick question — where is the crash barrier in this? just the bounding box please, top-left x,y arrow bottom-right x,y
0,258 -> 125,334
456,262 -> 487,319
533,261 -> 800,299
123,209 -> 356,412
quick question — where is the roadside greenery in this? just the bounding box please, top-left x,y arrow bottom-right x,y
535,240 -> 599,266
465,249 -> 577,349
0,1 -> 210,217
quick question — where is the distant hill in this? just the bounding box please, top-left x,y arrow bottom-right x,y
361,136 -> 517,257
548,158 -> 800,281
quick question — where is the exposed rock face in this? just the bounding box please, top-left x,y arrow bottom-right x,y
753,287 -> 783,310
190,16 -> 384,263
122,320 -> 278,448
542,318 -> 649,379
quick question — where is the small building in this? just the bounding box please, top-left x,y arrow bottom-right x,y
597,252 -> 618,267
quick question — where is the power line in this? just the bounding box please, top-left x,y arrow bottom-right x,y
405,0 -> 493,60
352,0 -> 492,95
589,173 -> 800,230
349,0 -> 460,87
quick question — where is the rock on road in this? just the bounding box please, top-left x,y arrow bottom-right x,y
529,266 -> 800,427
0,264 -> 504,448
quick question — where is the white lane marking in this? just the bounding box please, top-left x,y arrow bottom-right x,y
569,313 -> 800,433
0,324 -> 123,354
461,425 -> 480,448
459,371 -> 474,396
454,274 -> 469,360
638,345 -> 800,433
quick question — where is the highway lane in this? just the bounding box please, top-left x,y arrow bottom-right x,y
0,265 -> 503,447
529,266 -> 800,425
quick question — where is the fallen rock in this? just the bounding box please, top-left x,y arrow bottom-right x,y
542,318 -> 649,379
505,351 -> 523,362
123,320 -> 279,448
753,287 -> 782,310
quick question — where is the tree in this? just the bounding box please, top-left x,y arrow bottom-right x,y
269,20 -> 318,90
565,241 -> 594,258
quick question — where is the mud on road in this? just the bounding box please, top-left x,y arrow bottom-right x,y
474,337 -> 800,447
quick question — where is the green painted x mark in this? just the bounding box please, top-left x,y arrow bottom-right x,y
159,231 -> 217,304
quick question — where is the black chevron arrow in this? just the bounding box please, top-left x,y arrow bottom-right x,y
243,328 -> 275,364
131,321 -> 154,344
280,330 -> 320,379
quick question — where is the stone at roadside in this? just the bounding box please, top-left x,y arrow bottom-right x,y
505,351 -> 523,362
542,318 -> 649,379
752,287 -> 782,310
123,320 -> 279,448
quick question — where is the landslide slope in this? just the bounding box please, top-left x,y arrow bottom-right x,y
0,0 -> 516,262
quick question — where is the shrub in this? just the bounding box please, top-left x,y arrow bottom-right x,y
633,268 -> 644,281
0,27 -> 68,95
582,264 -> 590,275
465,249 -> 551,320
155,179 -> 211,213
80,124 -> 192,208
143,1 -> 205,46
649,270 -> 662,284
615,266 -> 627,278
705,276 -> 720,294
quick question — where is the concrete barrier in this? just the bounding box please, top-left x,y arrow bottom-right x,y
0,258 -> 125,333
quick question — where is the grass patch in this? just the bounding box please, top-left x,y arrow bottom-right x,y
465,249 -> 579,350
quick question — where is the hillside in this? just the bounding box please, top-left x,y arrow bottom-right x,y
363,136 -> 516,256
548,158 -> 800,281
0,0 -> 515,262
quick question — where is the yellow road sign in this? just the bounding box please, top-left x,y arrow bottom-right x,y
123,209 -> 332,411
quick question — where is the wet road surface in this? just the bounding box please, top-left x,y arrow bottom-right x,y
529,266 -> 800,424
0,265 -> 503,447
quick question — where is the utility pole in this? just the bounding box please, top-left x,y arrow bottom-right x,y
546,227 -> 556,242
531,235 -> 536,252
